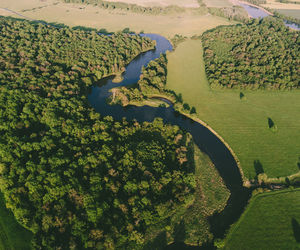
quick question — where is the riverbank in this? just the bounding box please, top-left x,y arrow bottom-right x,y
230,0 -> 274,16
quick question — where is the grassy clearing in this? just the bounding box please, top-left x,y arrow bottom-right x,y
262,0 -> 300,9
204,0 -> 233,8
0,195 -> 32,250
224,188 -> 300,249
166,39 -> 300,179
106,0 -> 200,8
0,0 -> 234,37
275,9 -> 300,18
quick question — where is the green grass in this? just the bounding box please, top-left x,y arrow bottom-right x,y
0,195 -> 32,250
276,9 -> 300,18
0,0 -> 234,37
166,39 -> 300,179
224,188 -> 300,250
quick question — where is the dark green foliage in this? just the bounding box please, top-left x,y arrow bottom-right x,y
0,17 -> 196,249
202,18 -> 300,90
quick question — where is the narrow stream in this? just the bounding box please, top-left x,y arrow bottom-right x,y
88,34 -> 251,247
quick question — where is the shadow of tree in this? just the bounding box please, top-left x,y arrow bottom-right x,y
297,157 -> 300,170
173,220 -> 186,243
144,231 -> 167,250
291,218 -> 300,243
268,117 -> 275,129
239,92 -> 245,99
254,160 -> 264,175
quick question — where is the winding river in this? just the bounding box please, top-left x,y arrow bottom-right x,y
239,2 -> 300,30
88,34 -> 251,246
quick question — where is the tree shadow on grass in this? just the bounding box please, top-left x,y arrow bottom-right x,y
291,218 -> 300,243
297,157 -> 300,170
254,160 -> 264,175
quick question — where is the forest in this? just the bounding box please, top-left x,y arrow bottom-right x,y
0,17 -> 198,249
202,17 -> 300,89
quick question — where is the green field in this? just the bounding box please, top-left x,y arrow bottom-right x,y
166,39 -> 300,179
224,188 -> 300,249
0,0 -> 234,37
0,196 -> 32,250
276,9 -> 300,18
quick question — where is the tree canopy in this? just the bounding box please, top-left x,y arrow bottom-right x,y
0,17 -> 196,249
202,18 -> 300,90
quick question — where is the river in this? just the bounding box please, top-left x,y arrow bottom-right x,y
239,2 -> 300,30
88,34 -> 250,247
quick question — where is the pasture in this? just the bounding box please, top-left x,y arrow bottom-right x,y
0,0 -> 233,37
166,39 -> 300,179
224,188 -> 300,249
106,0 -> 200,8
276,9 -> 300,18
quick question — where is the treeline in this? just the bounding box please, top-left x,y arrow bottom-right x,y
275,0 -> 300,4
202,17 -> 300,90
110,55 -> 197,115
61,0 -> 187,15
244,0 -> 266,5
208,6 -> 249,22
273,10 -> 300,26
0,17 -> 196,249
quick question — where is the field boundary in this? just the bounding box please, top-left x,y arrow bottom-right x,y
224,188 -> 300,246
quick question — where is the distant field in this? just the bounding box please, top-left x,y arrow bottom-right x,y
262,0 -> 300,9
224,189 -> 300,249
106,0 -> 200,8
166,39 -> 300,179
0,0 -> 233,37
0,196 -> 32,250
276,9 -> 300,18
203,0 -> 233,8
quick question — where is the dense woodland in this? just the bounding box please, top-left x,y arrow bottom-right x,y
0,17 -> 197,249
202,18 -> 300,89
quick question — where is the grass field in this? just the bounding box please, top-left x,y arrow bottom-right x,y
0,196 -> 32,250
262,0 -> 300,10
106,0 -> 200,8
0,0 -> 234,37
276,9 -> 300,18
224,188 -> 300,249
203,0 -> 233,8
166,39 -> 300,179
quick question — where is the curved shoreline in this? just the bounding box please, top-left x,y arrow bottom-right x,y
112,91 -> 247,185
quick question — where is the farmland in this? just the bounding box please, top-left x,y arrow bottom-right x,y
166,39 -> 300,179
224,188 -> 300,249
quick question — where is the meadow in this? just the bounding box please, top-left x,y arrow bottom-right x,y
105,0 -> 200,8
276,9 -> 300,18
0,0 -> 233,38
262,0 -> 300,9
166,39 -> 300,179
224,188 -> 300,249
